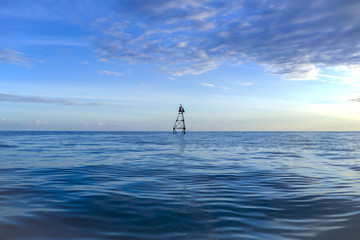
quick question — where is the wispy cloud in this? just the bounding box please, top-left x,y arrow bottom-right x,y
0,93 -> 104,106
0,117 -> 11,124
8,39 -> 89,47
201,82 -> 215,87
349,98 -> 360,103
236,82 -> 254,86
318,71 -> 360,85
0,48 -> 30,66
97,70 -> 123,76
93,0 -> 360,80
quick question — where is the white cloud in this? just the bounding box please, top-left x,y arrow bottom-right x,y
236,82 -> 254,86
317,66 -> 360,85
97,70 -> 123,76
201,82 -> 215,87
176,42 -> 188,48
93,0 -> 360,80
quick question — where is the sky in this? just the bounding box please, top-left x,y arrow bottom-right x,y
1,0 -> 360,131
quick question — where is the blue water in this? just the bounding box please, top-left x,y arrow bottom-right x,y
1,131 -> 360,240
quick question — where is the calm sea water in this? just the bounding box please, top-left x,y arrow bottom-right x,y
1,131 -> 360,240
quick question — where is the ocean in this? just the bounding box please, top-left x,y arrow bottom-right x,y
0,131 -> 360,240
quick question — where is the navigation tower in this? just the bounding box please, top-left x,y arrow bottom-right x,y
173,104 -> 186,134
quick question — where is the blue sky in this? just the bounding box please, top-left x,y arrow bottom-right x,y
1,0 -> 360,131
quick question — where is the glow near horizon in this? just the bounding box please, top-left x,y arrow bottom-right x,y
1,0 -> 360,131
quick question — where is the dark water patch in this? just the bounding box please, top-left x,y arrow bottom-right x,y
0,144 -> 17,148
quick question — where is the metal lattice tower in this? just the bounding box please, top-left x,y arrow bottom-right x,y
173,104 -> 186,134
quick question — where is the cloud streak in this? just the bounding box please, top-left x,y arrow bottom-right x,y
236,82 -> 254,86
93,0 -> 360,80
0,48 -> 30,66
97,70 -> 123,76
349,98 -> 360,103
201,83 -> 215,87
0,93 -> 104,106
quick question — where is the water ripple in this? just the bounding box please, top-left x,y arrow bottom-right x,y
1,131 -> 360,239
